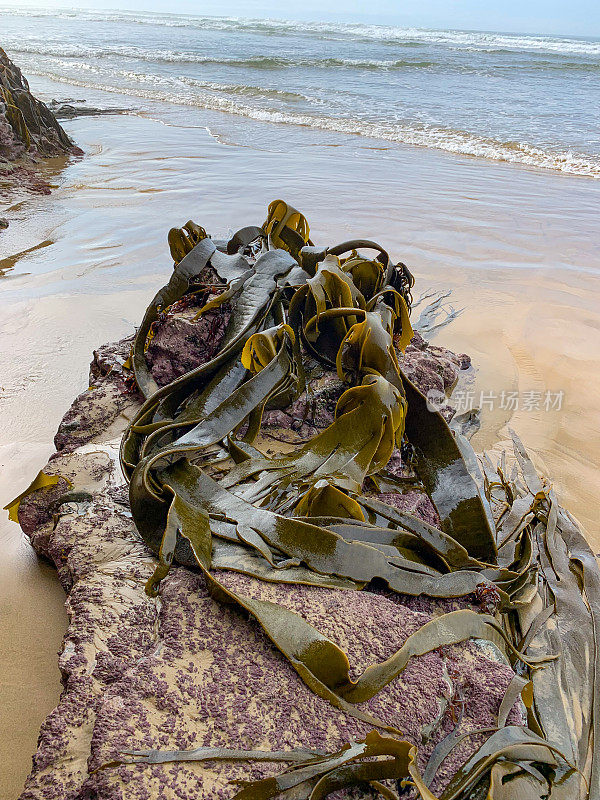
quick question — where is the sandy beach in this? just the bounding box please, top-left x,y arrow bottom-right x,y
1,74 -> 600,795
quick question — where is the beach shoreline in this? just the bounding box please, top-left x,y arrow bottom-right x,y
1,78 -> 600,795
3,9 -> 600,178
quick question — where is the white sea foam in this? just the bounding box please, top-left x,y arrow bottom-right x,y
4,7 -> 598,178
6,42 -> 443,72
26,67 -> 600,178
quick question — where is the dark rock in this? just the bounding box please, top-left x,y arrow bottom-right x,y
0,48 -> 80,159
0,48 -> 82,196
262,368 -> 345,440
48,99 -> 128,119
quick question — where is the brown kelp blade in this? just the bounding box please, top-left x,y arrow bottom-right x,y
263,199 -> 312,257
402,372 -> 497,562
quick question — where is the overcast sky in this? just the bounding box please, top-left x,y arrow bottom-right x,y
2,0 -> 599,36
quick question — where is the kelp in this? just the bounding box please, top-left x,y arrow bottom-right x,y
121,731 -> 435,800
0,85 -> 31,148
168,220 -> 207,264
264,199 -> 312,257
102,201 -> 599,798
3,469 -> 69,522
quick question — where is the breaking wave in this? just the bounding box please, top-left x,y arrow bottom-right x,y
26,66 -> 600,178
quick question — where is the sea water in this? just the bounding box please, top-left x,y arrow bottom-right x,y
1,6 -> 599,176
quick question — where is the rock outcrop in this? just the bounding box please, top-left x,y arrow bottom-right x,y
48,98 -> 127,120
0,48 -> 77,159
13,306 -> 526,800
0,47 -> 81,197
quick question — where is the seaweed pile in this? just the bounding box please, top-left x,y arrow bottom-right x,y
110,201 -> 599,799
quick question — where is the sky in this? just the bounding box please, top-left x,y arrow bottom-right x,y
1,0 -> 599,37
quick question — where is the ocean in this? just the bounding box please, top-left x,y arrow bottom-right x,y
1,6 -> 599,177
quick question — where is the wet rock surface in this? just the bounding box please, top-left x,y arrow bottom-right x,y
14,310 -> 521,800
398,330 -> 470,422
48,99 -> 129,119
0,48 -> 81,196
0,48 -> 78,159
54,336 -> 141,455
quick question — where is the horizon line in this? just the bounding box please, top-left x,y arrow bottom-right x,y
1,3 -> 599,41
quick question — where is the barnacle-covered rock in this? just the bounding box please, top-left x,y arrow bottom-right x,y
16,433 -> 522,800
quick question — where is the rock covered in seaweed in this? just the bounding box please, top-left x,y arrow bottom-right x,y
10,196 -> 599,799
17,438 -> 522,800
12,322 -> 527,800
0,48 -> 82,197
0,48 -> 77,159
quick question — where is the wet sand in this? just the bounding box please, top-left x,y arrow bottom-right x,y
1,82 -> 599,795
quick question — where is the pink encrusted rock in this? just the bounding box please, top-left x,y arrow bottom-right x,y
90,336 -> 135,382
17,477 -> 71,538
15,322 -> 523,800
17,449 -> 523,800
18,450 -> 161,800
144,274 -> 233,388
54,336 -> 142,454
17,447 -> 523,800
400,331 -> 470,389
399,331 -> 470,422
146,303 -> 231,387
